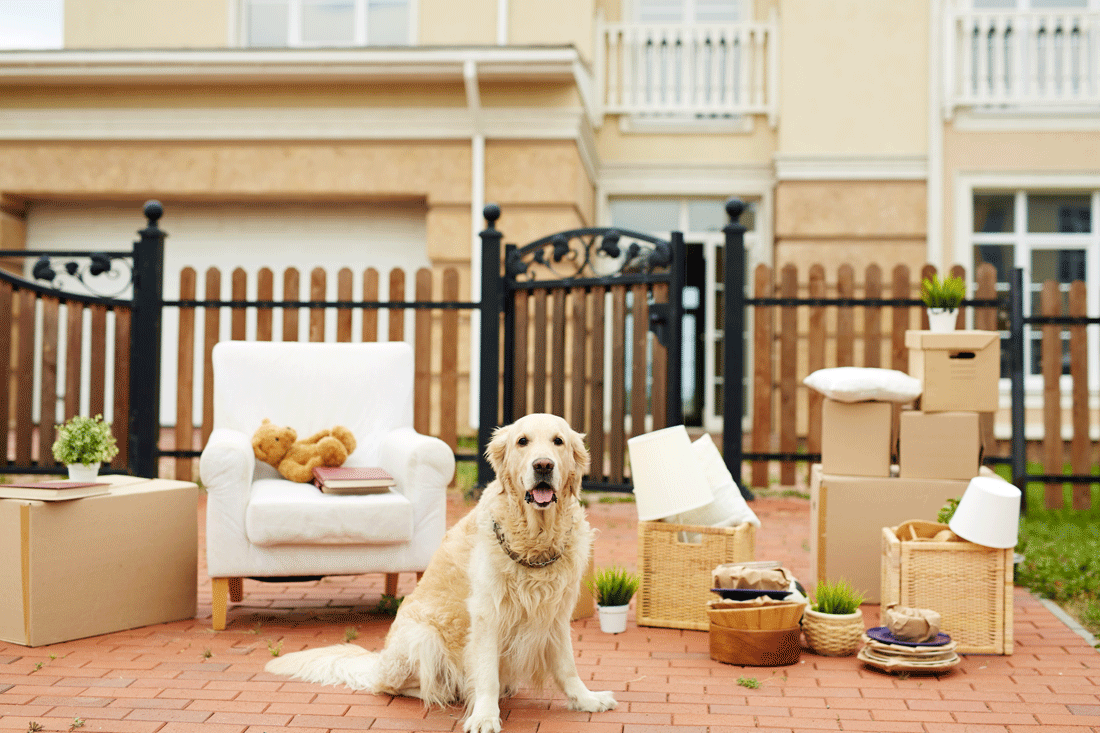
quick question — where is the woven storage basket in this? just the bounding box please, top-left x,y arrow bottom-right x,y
881,525 -> 1013,654
637,520 -> 756,630
801,608 -> 864,656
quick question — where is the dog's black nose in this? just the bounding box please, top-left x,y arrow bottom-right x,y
533,458 -> 554,474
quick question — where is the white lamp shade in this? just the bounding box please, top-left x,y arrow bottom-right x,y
949,475 -> 1022,549
628,425 -> 715,521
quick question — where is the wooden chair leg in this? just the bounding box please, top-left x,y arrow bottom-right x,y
228,577 -> 243,603
211,578 -> 229,631
385,573 -> 399,597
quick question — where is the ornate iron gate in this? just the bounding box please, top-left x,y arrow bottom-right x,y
477,204 -> 686,492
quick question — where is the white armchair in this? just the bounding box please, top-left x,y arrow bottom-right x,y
199,341 -> 454,630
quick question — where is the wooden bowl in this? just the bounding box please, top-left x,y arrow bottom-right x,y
709,625 -> 802,666
707,601 -> 806,630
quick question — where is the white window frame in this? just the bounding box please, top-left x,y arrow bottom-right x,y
956,175 -> 1100,409
236,0 -> 416,47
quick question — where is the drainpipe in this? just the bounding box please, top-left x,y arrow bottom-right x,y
497,0 -> 508,45
466,60 -> 487,431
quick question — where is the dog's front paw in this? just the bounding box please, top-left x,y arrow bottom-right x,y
463,710 -> 502,733
569,689 -> 617,713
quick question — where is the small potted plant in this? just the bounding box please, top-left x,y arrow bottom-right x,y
589,566 -> 640,634
52,414 -> 118,481
802,578 -> 866,656
920,274 -> 966,332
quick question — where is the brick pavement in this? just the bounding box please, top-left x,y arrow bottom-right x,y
0,489 -> 1097,732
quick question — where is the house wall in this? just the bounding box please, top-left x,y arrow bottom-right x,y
64,0 -> 231,48
942,124 -> 1100,266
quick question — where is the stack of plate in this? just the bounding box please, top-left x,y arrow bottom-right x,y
858,627 -> 960,674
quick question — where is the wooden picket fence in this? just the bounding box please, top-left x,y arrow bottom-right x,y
747,262 -> 996,488
0,278 -> 132,472
169,265 -> 468,482
747,260 -> 1097,510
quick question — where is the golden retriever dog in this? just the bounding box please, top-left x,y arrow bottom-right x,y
265,413 -> 617,733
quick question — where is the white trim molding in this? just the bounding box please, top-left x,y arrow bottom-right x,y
0,47 -> 583,85
774,154 -> 929,181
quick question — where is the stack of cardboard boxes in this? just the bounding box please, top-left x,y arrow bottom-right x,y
809,330 -> 1001,603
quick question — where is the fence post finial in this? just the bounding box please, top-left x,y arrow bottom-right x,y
483,203 -> 501,229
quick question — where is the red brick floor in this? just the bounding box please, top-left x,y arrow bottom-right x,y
1,489 -> 1098,733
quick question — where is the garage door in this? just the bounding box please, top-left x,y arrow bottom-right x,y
25,200 -> 430,427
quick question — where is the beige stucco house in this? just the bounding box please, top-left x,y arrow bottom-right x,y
1,0 -> 1097,435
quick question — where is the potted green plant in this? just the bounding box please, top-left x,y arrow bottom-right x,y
588,566 -> 640,634
52,414 -> 119,481
802,578 -> 866,656
920,274 -> 966,332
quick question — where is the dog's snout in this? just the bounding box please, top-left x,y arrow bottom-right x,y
533,457 -> 555,474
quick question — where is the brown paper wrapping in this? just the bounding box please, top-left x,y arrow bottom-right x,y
884,604 -> 942,642
712,564 -> 793,591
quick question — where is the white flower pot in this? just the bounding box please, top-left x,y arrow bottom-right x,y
926,308 -> 958,333
597,604 -> 629,634
66,462 -> 101,482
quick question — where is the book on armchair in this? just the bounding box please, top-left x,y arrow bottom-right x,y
312,466 -> 396,494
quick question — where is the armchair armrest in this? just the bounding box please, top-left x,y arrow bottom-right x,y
200,427 -> 256,498
377,427 -> 455,503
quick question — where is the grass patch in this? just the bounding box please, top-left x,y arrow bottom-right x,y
987,463 -> 1100,638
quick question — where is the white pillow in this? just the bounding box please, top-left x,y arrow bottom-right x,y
666,433 -> 760,529
802,367 -> 921,404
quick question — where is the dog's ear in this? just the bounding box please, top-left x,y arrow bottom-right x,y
486,423 -> 511,478
569,429 -> 591,476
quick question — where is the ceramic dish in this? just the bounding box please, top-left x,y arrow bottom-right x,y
865,626 -> 952,647
710,588 -> 792,601
857,647 -> 960,674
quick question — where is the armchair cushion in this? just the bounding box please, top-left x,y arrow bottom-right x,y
245,479 -> 414,546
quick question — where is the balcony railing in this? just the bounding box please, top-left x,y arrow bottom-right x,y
945,6 -> 1100,115
596,11 -> 778,125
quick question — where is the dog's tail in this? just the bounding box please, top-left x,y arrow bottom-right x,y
265,644 -> 381,690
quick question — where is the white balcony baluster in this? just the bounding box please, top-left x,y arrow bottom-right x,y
946,5 -> 1100,115
597,16 -> 777,123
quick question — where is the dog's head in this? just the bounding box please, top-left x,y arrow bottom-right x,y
486,413 -> 590,510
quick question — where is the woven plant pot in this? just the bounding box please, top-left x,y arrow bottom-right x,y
802,608 -> 864,656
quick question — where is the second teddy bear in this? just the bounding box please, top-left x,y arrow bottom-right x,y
252,418 -> 357,483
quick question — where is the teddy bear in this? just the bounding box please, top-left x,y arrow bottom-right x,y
251,418 -> 357,483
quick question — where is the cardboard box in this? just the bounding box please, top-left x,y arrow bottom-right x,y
809,464 -> 986,603
821,398 -> 893,477
0,476 -> 198,647
906,330 -> 1000,412
898,410 -> 982,480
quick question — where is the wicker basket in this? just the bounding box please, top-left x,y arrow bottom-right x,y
801,608 -> 864,656
881,525 -> 1014,654
636,520 -> 756,630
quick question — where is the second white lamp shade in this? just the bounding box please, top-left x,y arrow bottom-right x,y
628,425 -> 715,522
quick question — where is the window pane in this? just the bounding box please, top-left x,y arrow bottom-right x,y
609,199 -> 679,232
302,0 -> 354,44
973,193 -> 1014,233
696,0 -> 742,22
1031,0 -> 1087,8
1027,193 -> 1091,233
637,0 -> 683,23
246,0 -> 289,46
367,0 -> 409,44
974,243 -> 1014,284
972,0 -> 1016,8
